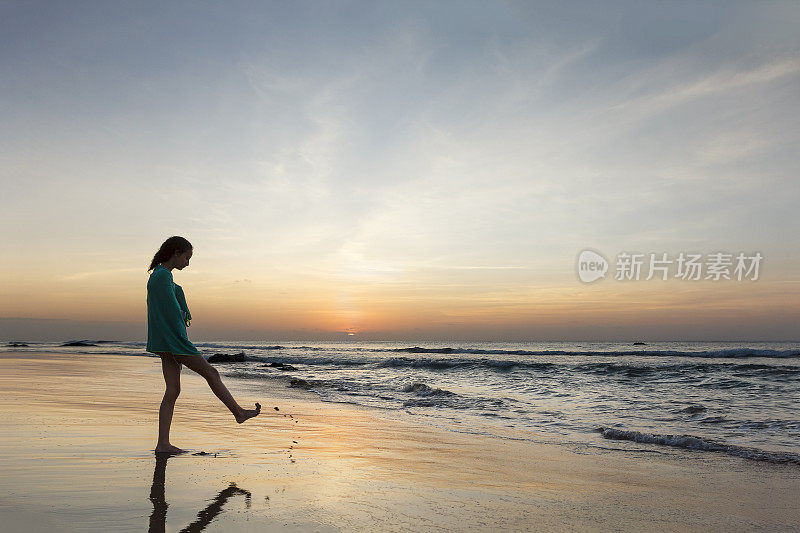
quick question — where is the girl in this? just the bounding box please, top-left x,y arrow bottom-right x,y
147,236 -> 261,454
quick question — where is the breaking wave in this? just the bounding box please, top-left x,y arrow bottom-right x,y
597,427 -> 800,465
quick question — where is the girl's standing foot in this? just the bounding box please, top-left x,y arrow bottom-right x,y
155,443 -> 185,454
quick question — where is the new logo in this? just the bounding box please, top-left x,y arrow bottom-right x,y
577,249 -> 609,283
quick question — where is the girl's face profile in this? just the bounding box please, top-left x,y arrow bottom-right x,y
176,249 -> 192,270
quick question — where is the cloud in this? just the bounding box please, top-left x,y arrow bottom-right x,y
55,268 -> 141,282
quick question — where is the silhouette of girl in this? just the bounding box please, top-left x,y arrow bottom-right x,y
147,236 -> 260,454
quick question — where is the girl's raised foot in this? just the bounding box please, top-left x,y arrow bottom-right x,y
236,402 -> 261,424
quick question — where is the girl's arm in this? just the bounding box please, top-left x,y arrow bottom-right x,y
173,284 -> 192,327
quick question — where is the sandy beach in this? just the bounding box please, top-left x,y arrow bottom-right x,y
0,350 -> 798,532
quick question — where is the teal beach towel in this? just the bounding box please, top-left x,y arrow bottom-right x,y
146,264 -> 201,357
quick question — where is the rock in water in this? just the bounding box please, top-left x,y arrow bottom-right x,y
263,362 -> 298,371
288,378 -> 312,389
207,352 -> 247,363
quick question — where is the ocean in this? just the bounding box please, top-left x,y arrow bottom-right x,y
5,340 -> 799,466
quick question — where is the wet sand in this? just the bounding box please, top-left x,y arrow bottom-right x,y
0,351 -> 798,531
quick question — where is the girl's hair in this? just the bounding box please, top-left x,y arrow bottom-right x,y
148,236 -> 193,272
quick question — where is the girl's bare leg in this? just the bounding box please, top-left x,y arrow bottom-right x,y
155,353 -> 184,454
173,354 -> 261,423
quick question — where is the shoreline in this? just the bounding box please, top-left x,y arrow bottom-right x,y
1,350 -> 799,531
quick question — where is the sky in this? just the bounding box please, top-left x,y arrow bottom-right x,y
1,1 -> 798,342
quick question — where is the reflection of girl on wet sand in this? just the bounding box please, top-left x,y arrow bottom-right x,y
146,236 -> 261,455
149,454 -> 251,532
